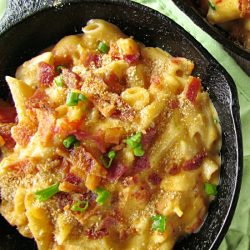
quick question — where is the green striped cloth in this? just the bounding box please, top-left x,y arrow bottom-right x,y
1,0 -> 250,249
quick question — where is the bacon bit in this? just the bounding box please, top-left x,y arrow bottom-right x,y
168,164 -> 181,175
0,106 -> 17,123
11,121 -> 37,147
124,54 -> 140,64
182,151 -> 207,171
141,128 -> 157,150
38,62 -> 55,86
133,155 -> 150,174
54,118 -> 82,137
59,181 -> 85,193
109,43 -> 121,60
0,123 -> 16,149
215,0 -> 222,3
84,53 -> 101,68
26,89 -> 50,110
168,99 -> 180,109
56,192 -> 73,210
107,163 -> 128,181
70,146 -> 107,177
74,130 -> 106,153
36,110 -> 55,146
62,68 -> 81,89
186,77 -> 201,103
7,160 -> 28,172
65,172 -> 82,185
104,73 -> 123,94
104,127 -> 124,145
148,173 -> 162,185
85,227 -> 108,239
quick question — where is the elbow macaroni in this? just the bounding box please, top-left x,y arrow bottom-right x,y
0,20 -> 221,250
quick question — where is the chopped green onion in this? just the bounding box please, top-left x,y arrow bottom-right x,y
133,146 -> 144,157
66,92 -> 79,106
78,93 -> 87,102
55,65 -> 65,74
95,187 -> 110,205
63,135 -> 79,149
54,74 -> 64,87
98,41 -> 110,53
35,183 -> 60,202
151,214 -> 167,233
204,183 -> 218,196
100,150 -> 116,168
208,1 -> 216,10
66,92 -> 87,106
126,132 -> 142,148
125,132 -> 144,157
71,200 -> 89,212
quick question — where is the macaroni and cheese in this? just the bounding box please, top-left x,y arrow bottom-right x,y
0,20 -> 221,250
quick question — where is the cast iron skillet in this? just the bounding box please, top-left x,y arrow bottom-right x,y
173,0 -> 250,60
0,0 -> 243,249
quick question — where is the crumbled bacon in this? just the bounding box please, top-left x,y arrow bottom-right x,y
38,62 -> 55,86
182,151 -> 207,171
25,89 -> 50,110
168,164 -> 181,175
107,163 -> 127,181
0,106 -> 17,123
85,227 -> 108,239
65,172 -> 82,185
148,173 -> 162,185
104,73 -> 124,94
0,123 -> 16,149
11,121 -> 37,147
133,155 -> 150,174
74,130 -> 106,153
186,77 -> 201,103
84,53 -> 101,68
141,128 -> 157,150
36,110 -> 55,146
124,53 -> 140,64
62,68 -> 81,89
56,192 -> 73,210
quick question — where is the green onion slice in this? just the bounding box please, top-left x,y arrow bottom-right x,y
54,74 -> 64,87
66,92 -> 87,106
95,187 -> 110,205
66,92 -> 79,106
56,65 -> 65,74
151,214 -> 167,233
204,183 -> 218,196
133,146 -> 144,157
125,132 -> 144,157
100,150 -> 116,168
98,41 -> 110,53
71,200 -> 89,212
63,135 -> 79,149
35,183 -> 60,202
208,1 -> 216,10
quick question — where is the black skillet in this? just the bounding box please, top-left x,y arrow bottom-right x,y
173,0 -> 250,75
0,0 -> 243,249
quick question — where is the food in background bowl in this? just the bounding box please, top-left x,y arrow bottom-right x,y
0,19 -> 221,250
192,0 -> 250,49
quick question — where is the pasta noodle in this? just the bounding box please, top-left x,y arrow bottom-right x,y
0,19 -> 221,250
